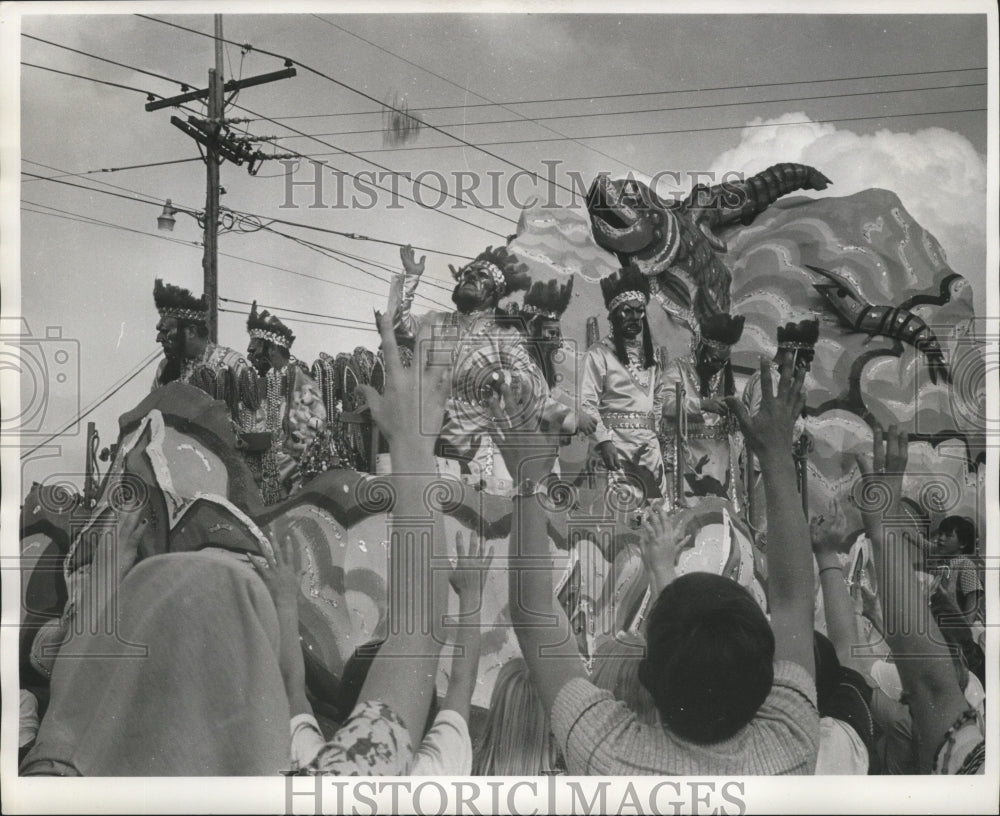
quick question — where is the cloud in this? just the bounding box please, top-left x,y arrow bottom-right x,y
709,113 -> 987,312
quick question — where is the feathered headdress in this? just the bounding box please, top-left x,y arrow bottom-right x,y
521,276 -> 575,320
600,266 -> 655,368
246,301 -> 295,349
449,246 -> 530,297
153,278 -> 208,323
600,265 -> 650,314
776,319 -> 819,353
699,313 -> 745,350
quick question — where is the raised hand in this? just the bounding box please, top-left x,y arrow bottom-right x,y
638,507 -> 694,594
810,498 -> 850,558
855,424 -> 909,522
449,530 -> 494,608
400,245 -> 426,277
725,356 -> 805,461
487,377 -> 560,483
253,535 -> 303,612
359,286 -> 450,456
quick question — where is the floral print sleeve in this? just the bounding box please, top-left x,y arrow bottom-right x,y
308,701 -> 412,776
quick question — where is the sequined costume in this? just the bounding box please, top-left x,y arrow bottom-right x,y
580,337 -> 668,498
405,307 -> 569,489
151,343 -> 260,431
662,355 -> 743,508
246,358 -> 328,504
394,249 -> 573,492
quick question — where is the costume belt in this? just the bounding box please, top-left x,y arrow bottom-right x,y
600,411 -> 657,432
664,423 -> 732,440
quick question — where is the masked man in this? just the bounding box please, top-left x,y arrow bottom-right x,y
580,267 -> 668,500
245,302 -> 329,504
662,313 -> 745,507
519,276 -> 597,440
152,278 -> 259,430
393,244 -> 572,491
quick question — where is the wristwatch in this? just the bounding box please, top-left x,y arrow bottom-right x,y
513,477 -> 549,499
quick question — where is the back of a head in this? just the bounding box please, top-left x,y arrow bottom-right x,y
591,633 -> 659,726
473,658 -> 557,775
640,573 -> 774,744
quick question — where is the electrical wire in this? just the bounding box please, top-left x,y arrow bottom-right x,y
295,105 -> 988,154
25,31 -> 519,238
238,64 -> 989,120
133,13 -> 584,200
218,295 -> 374,326
22,61 -> 170,97
20,166 -> 475,262
310,14 -> 653,179
271,81 -> 986,140
21,156 -> 203,182
22,32 -> 196,90
22,200 -> 451,311
218,305 -> 377,333
19,350 -> 162,460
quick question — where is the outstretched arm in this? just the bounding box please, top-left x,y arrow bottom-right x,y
393,245 -> 427,344
810,500 -> 872,674
494,384 -> 588,713
726,357 -> 814,678
856,427 -> 971,773
440,531 -> 492,722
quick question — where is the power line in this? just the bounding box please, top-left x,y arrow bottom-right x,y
271,81 -> 986,141
266,227 -> 454,302
26,31 -> 515,240
239,65 -> 988,120
22,61 -> 168,97
21,156 -> 203,182
22,199 -> 451,311
23,32 -> 196,90
223,104 -> 517,233
20,351 -> 162,460
134,13 -> 585,200
23,201 -> 202,248
311,14 -> 652,178
21,165 -> 475,262
219,295 -> 374,326
295,105 -> 988,155
21,160 -> 456,309
218,305 -> 377,333
23,158 -> 182,202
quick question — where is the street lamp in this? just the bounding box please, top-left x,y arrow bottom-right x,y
157,200 -> 179,232
153,199 -> 273,342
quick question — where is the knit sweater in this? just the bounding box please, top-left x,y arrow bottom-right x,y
551,660 -> 819,775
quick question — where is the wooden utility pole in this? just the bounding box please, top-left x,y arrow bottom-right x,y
145,14 -> 295,343
203,15 -> 224,342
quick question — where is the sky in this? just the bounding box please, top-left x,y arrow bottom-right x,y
4,3 -> 994,494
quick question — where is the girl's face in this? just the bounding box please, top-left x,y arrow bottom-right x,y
933,528 -> 962,556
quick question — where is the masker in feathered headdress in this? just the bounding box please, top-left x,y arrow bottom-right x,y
153,278 -> 208,324
246,300 -> 295,350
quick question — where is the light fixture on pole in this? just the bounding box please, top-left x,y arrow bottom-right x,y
157,200 -> 179,232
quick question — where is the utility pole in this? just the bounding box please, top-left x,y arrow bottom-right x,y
145,14 -> 295,343
203,14 -> 224,343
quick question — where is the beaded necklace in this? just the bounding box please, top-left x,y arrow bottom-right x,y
624,339 -> 651,389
